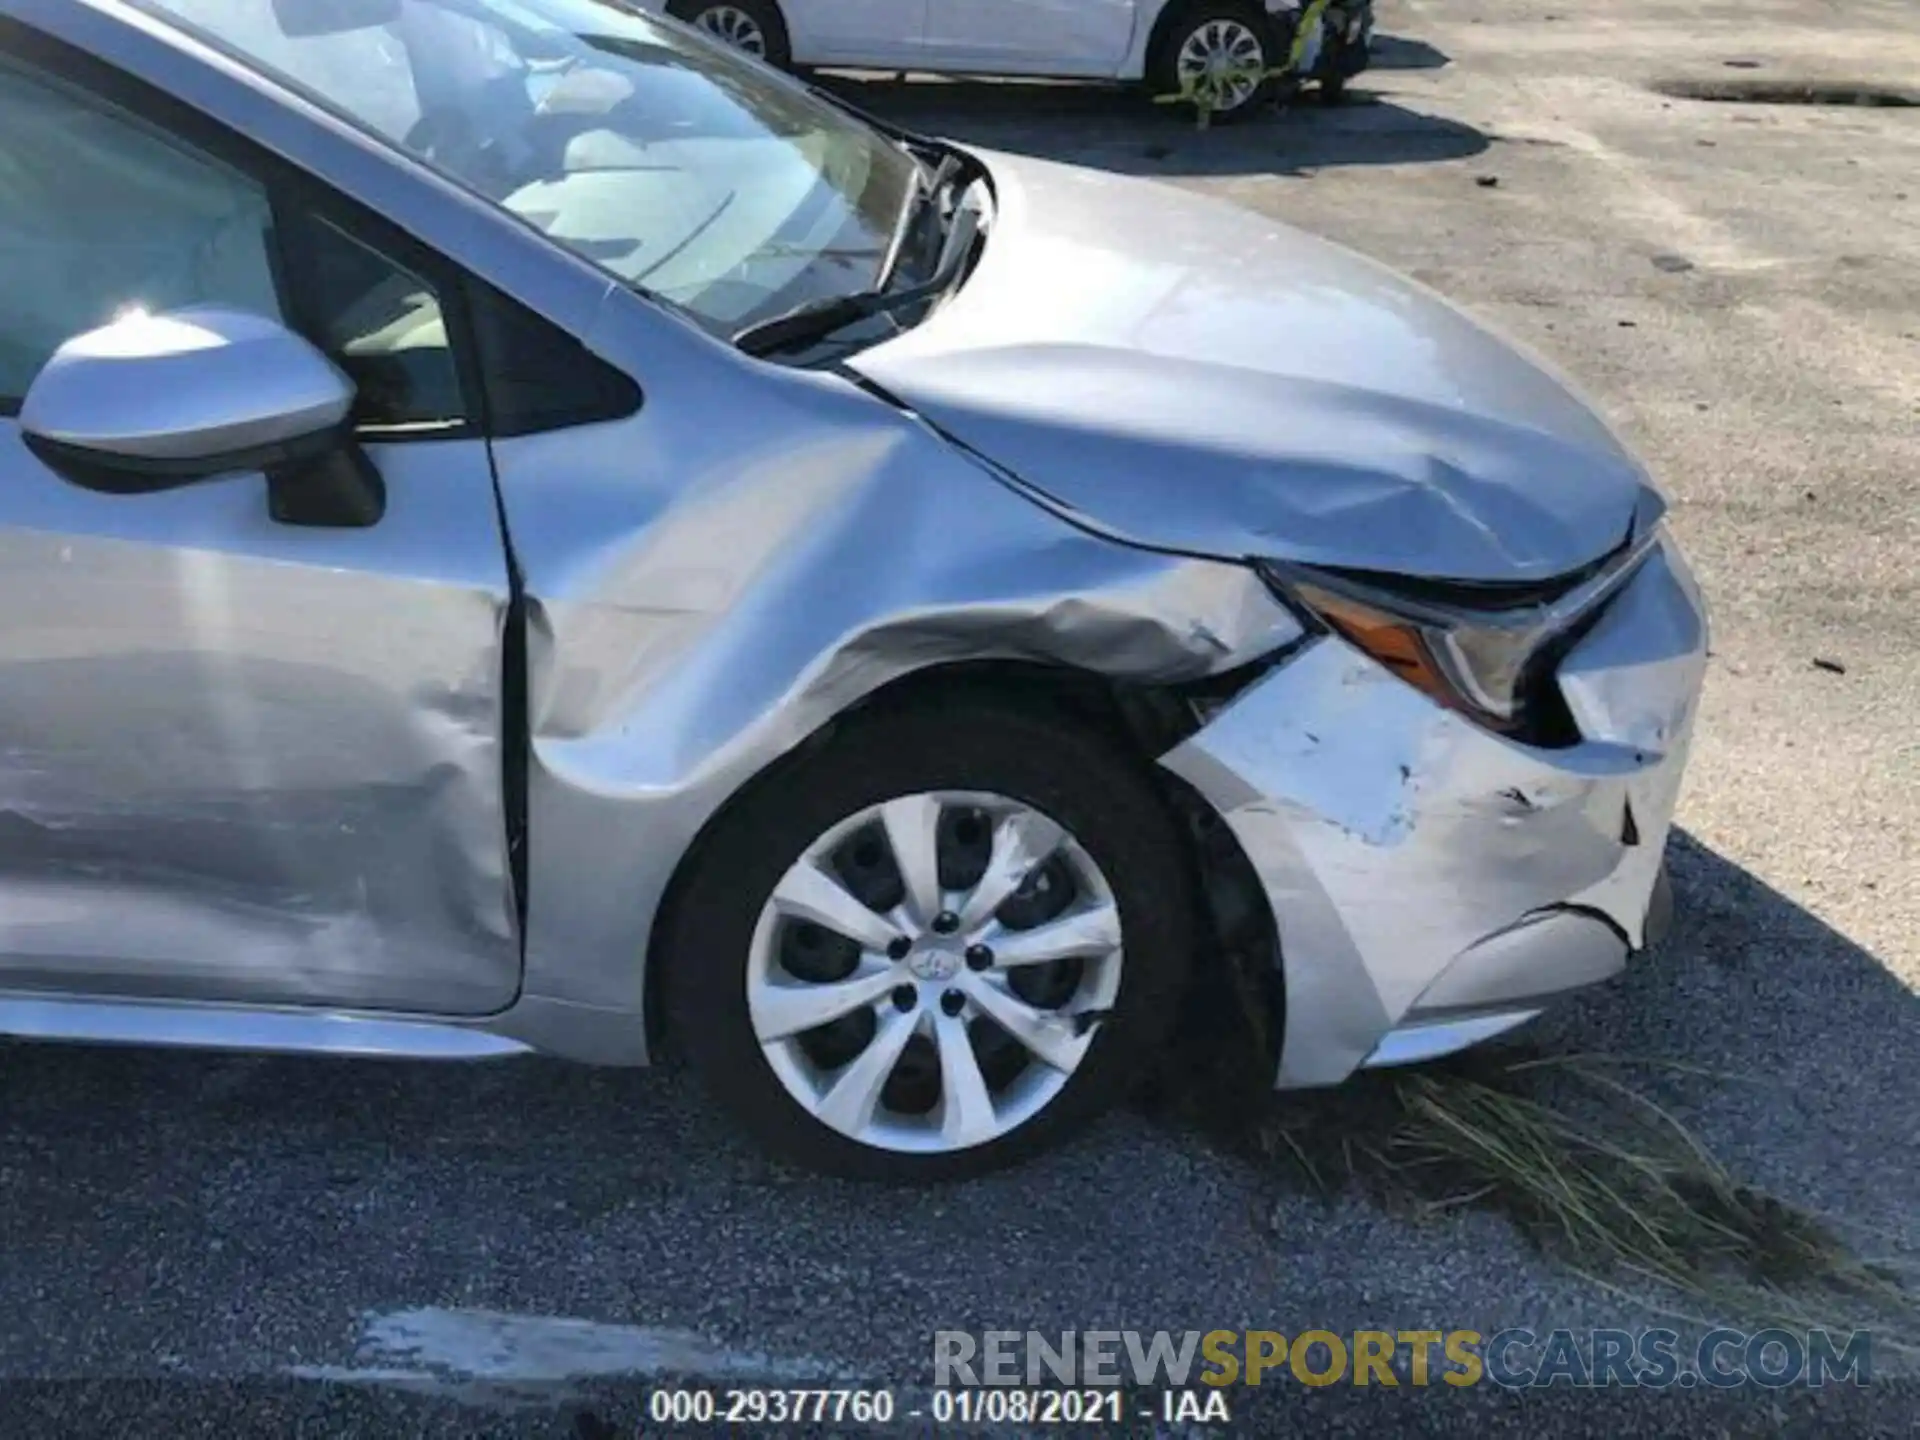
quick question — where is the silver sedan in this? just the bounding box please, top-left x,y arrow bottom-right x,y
0,0 -> 1705,1178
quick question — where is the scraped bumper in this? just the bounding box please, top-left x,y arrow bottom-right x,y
1162,534 -> 1707,1087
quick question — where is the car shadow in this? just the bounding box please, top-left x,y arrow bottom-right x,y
814,73 -> 1491,178
1535,826 -> 1920,1232
0,833 -> 1910,1425
1370,32 -> 1451,71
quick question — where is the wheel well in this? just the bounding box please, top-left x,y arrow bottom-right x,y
642,659 -> 1284,1072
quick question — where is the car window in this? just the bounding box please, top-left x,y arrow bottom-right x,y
0,57 -> 280,405
141,0 -> 923,337
154,0 -> 425,142
0,56 -> 464,429
278,210 -> 466,430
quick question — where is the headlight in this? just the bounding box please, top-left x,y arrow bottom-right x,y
1283,576 -> 1544,730
1259,495 -> 1667,737
1256,548 -> 1664,739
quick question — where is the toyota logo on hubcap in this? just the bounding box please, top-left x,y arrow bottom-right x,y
907,946 -> 961,982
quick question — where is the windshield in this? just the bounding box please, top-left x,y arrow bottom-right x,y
140,0 -> 922,336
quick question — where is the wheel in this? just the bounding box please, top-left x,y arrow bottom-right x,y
671,0 -> 792,69
1149,3 -> 1279,124
1318,70 -> 1348,105
660,698 -> 1197,1180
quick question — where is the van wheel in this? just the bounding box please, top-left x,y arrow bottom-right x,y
671,0 -> 792,70
1149,3 -> 1279,124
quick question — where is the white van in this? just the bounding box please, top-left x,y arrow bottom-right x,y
636,0 -> 1374,118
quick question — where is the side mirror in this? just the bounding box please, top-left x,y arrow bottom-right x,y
21,306 -> 384,527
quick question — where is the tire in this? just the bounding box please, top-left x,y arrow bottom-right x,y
670,0 -> 792,70
1318,70 -> 1348,105
659,697 -> 1197,1181
1148,2 -> 1279,125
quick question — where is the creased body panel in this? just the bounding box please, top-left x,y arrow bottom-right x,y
1163,538 -> 1707,1086
854,150 -> 1657,582
490,304 -> 1301,1050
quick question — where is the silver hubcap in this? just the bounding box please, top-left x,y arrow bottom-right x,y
1176,19 -> 1266,111
695,5 -> 768,56
747,791 -> 1124,1154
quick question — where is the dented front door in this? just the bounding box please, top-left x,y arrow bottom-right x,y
0,430 -> 520,1015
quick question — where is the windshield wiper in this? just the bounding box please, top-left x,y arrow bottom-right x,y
733,183 -> 982,359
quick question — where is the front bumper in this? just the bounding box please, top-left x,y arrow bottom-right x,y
1162,534 -> 1707,1086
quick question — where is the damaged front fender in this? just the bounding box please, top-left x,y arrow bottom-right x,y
486,302 -> 1302,1056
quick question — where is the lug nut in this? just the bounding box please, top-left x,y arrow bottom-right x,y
965,944 -> 993,971
931,910 -> 960,934
891,985 -> 917,1012
886,936 -> 912,960
940,990 -> 966,1017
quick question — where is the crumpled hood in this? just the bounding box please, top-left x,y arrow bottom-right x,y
852,151 -> 1660,582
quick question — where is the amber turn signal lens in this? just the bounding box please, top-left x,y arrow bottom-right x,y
1296,586 -> 1463,714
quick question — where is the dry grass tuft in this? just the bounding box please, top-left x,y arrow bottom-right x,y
1140,970 -> 1915,1342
